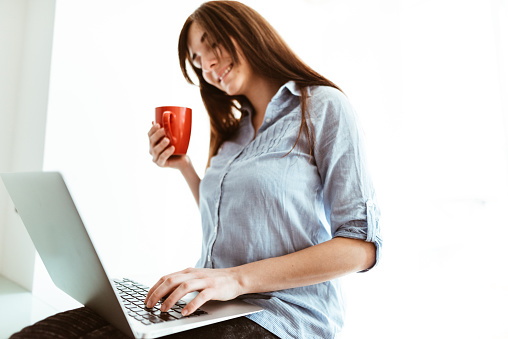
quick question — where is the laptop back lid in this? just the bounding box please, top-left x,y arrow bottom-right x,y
1,171 -> 134,338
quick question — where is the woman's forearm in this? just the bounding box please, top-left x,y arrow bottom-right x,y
179,156 -> 201,206
233,237 -> 376,295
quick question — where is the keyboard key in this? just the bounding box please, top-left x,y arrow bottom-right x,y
159,313 -> 175,321
168,310 -> 183,319
147,315 -> 163,323
144,306 -> 157,313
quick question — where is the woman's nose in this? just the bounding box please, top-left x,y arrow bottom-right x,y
201,51 -> 218,72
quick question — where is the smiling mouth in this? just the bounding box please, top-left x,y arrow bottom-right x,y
218,64 -> 233,83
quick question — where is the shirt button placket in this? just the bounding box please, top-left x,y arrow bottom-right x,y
209,155 -> 237,269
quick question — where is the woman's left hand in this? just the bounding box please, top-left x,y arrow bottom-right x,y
144,267 -> 243,316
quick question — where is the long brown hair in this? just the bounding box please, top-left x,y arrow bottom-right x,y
178,1 -> 342,167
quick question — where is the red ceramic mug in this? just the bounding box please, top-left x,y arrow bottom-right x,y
155,106 -> 192,155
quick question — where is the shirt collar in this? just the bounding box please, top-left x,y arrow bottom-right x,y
274,81 -> 313,100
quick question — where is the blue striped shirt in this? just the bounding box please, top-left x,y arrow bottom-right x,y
198,81 -> 382,338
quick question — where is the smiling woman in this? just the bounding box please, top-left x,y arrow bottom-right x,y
145,1 -> 381,338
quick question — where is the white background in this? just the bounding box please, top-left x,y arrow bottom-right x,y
23,0 -> 508,338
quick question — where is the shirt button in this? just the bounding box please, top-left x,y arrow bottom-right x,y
265,118 -> 271,123
227,159 -> 233,165
208,255 -> 211,262
214,226 -> 218,233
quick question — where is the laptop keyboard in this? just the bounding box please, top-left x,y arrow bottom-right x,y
114,278 -> 207,326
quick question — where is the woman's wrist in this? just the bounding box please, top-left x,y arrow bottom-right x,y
229,265 -> 251,296
176,155 -> 190,170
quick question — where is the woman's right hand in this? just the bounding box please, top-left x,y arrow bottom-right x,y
148,123 -> 189,170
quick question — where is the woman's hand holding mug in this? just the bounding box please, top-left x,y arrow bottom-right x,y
148,106 -> 192,170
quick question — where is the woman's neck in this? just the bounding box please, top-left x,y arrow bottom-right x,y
245,78 -> 284,134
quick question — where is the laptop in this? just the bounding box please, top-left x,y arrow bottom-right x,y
0,171 -> 263,338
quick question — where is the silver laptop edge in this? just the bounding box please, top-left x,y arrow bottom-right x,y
0,171 -> 263,338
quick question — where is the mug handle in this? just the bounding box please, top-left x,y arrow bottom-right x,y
162,111 -> 177,146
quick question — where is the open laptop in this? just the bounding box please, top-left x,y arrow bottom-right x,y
0,171 -> 263,338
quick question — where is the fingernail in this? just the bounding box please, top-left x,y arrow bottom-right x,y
181,309 -> 188,316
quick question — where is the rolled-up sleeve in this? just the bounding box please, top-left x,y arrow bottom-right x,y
312,88 -> 382,271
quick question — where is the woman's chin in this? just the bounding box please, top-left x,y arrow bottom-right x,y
223,82 -> 244,97
223,85 -> 237,96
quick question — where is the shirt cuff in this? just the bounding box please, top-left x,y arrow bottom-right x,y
332,199 -> 382,272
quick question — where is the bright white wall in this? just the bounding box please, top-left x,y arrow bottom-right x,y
0,0 -> 56,290
42,0 -> 208,284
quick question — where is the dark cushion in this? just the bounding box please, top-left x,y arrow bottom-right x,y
9,307 -> 129,339
9,307 -> 279,339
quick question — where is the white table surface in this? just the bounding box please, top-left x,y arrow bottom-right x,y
0,275 -> 62,338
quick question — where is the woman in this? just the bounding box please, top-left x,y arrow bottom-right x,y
146,1 -> 382,338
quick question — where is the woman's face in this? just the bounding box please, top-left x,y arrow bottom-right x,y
187,22 -> 254,97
